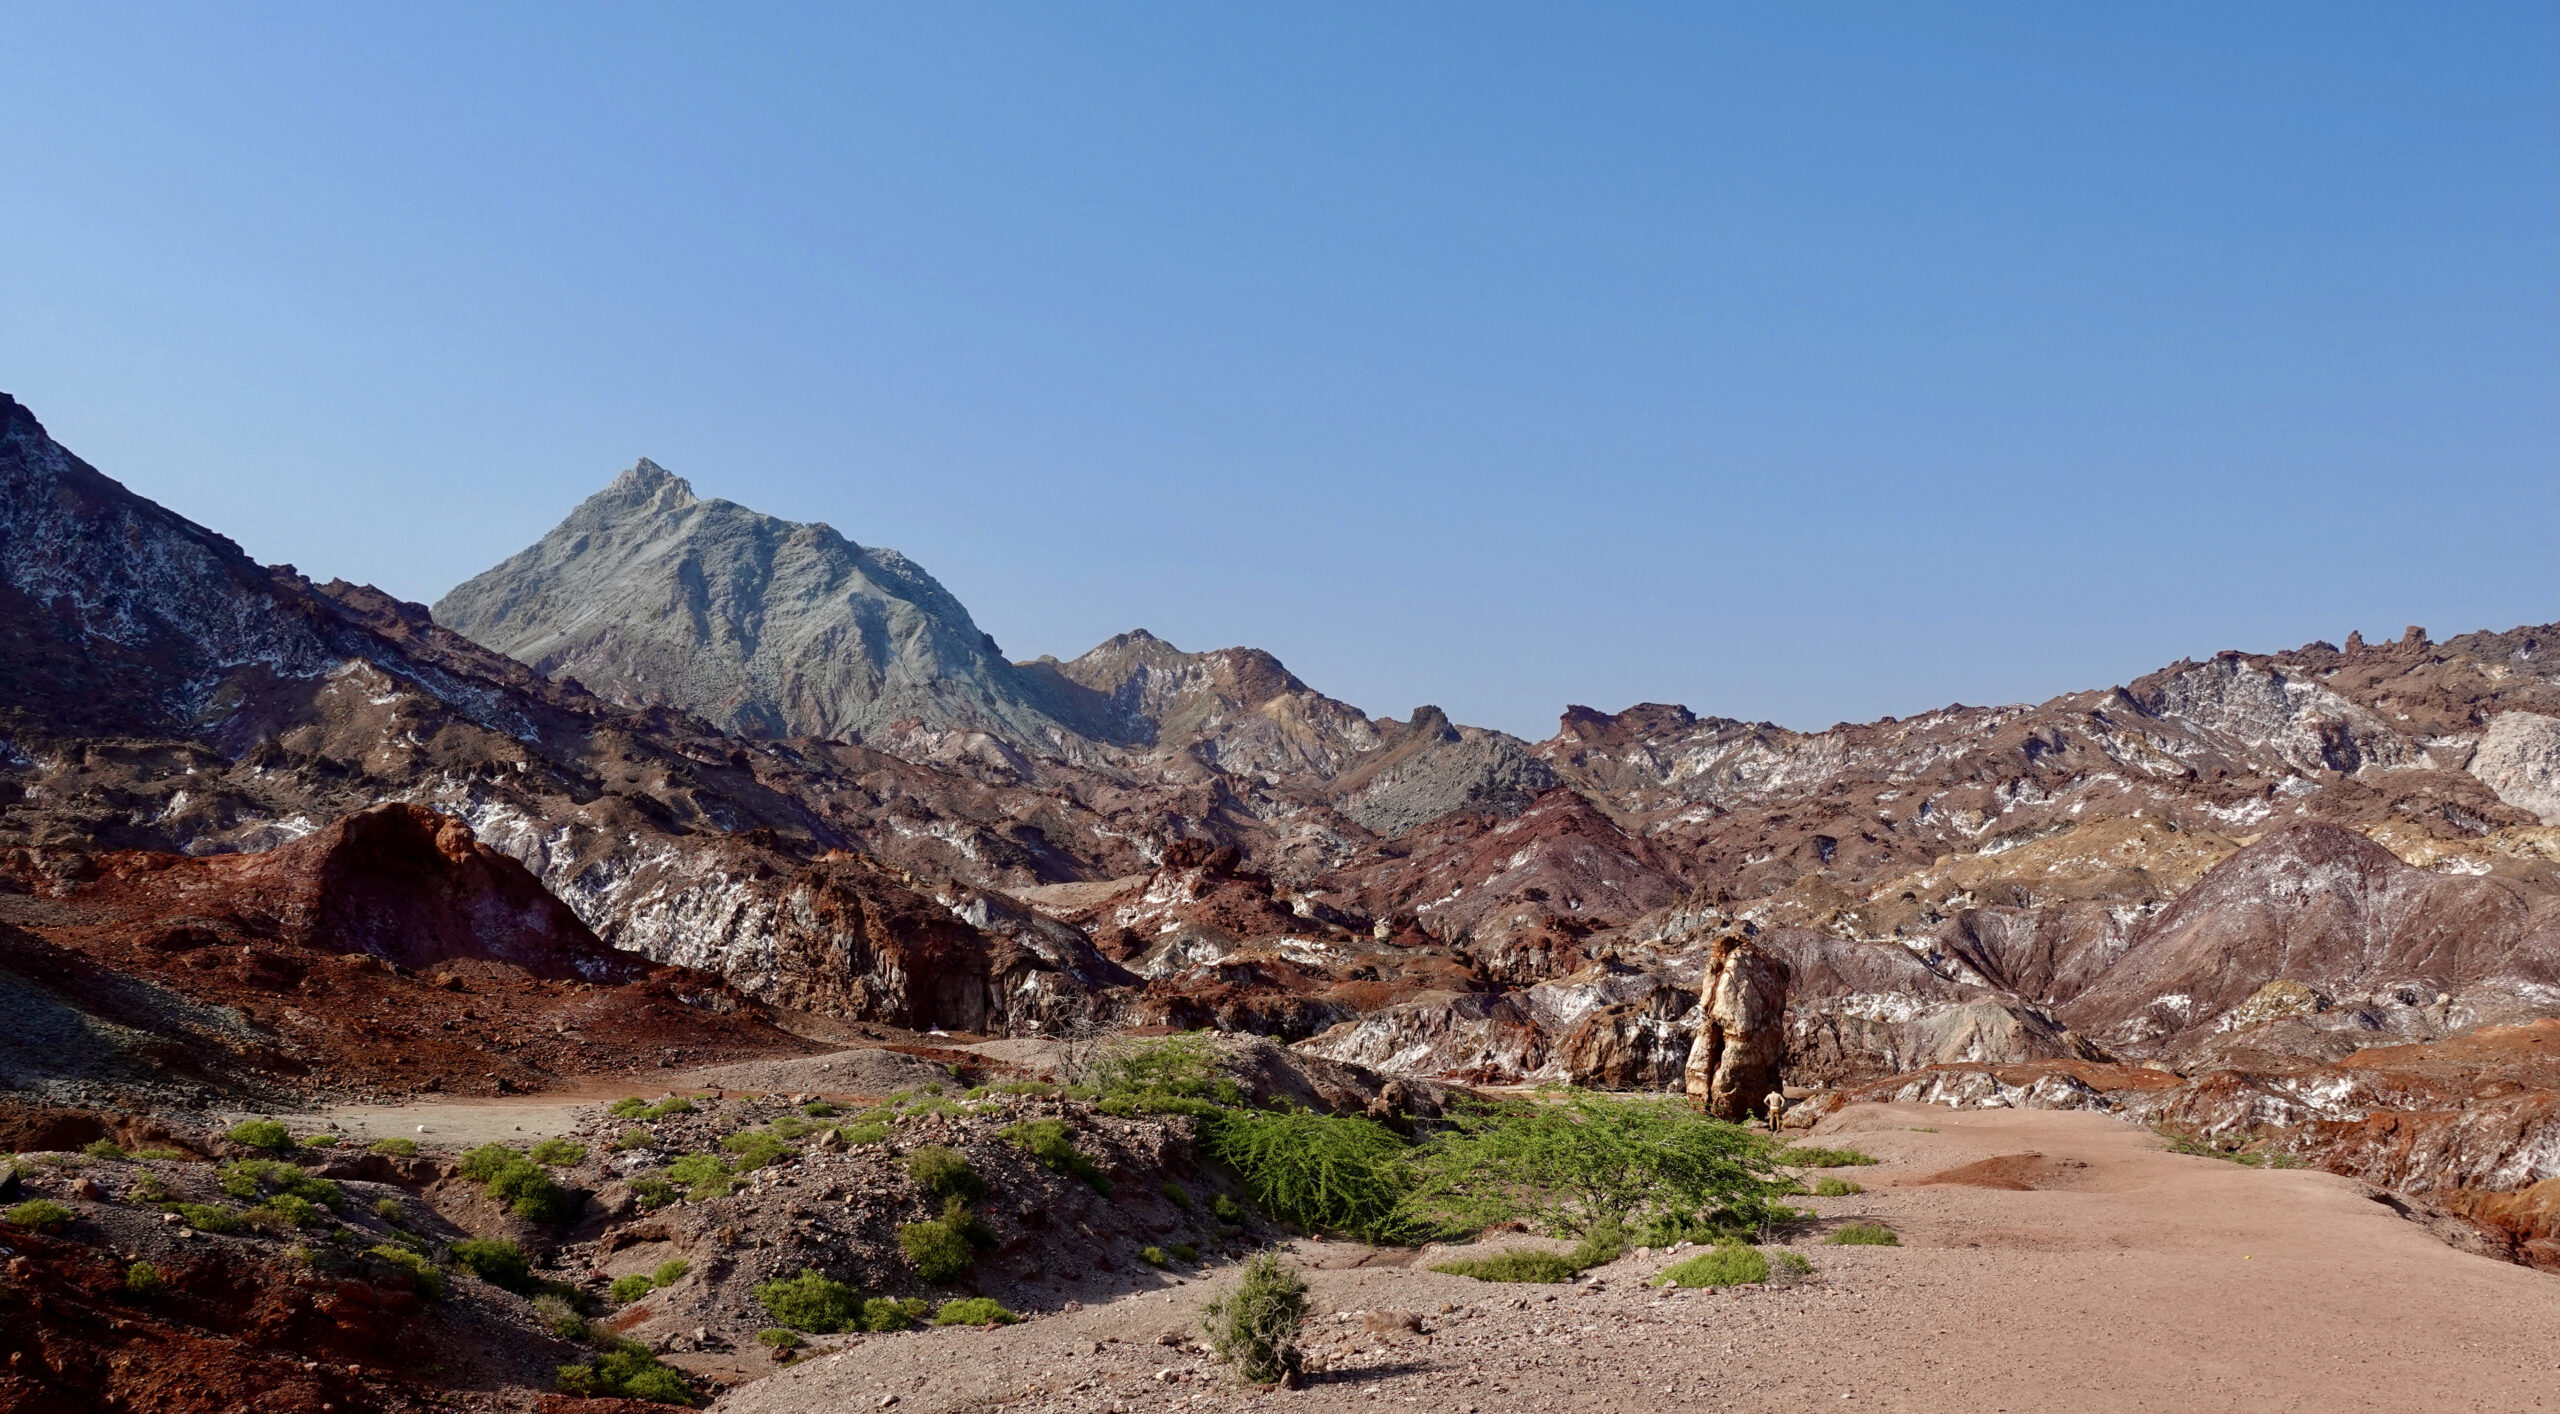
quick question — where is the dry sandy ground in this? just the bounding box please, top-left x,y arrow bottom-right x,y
713,1102 -> 2558,1414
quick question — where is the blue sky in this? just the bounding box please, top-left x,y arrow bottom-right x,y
4,4 -> 2551,738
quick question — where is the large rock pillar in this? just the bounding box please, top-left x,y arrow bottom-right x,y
1682,932 -> 1790,1122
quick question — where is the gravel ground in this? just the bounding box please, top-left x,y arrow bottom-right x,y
714,1103 -> 2558,1414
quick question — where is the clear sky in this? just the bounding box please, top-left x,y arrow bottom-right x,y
4,4 -> 2552,739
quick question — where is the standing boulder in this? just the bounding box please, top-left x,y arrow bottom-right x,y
1683,933 -> 1790,1122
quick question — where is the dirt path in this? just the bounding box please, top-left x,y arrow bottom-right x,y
712,1103 -> 2558,1414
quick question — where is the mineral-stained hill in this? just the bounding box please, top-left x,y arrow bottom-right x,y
4,386 -> 2560,1269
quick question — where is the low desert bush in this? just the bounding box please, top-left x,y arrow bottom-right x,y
2153,1126 -> 2306,1168
1200,1254 -> 1308,1385
902,1146 -> 986,1203
366,1244 -> 446,1299
1169,1242 -> 1199,1263
83,1139 -> 127,1159
1813,1177 -> 1864,1197
1774,1250 -> 1814,1275
529,1138 -> 586,1167
450,1238 -> 534,1292
897,1199 -> 988,1284
719,1129 -> 795,1170
373,1197 -> 406,1223
862,1296 -> 931,1332
1138,1245 -> 1169,1268
801,1100 -> 838,1118
225,1120 -> 293,1151
166,1202 -> 243,1234
301,1134 -> 339,1150
755,1327 -> 801,1350
556,1338 -> 693,1405
126,1174 -> 177,1203
933,1297 -> 1019,1326
831,1121 -> 892,1147
652,1258 -> 691,1286
666,1152 -> 735,1201
368,1137 -> 419,1157
1407,1093 -> 1796,1241
613,1127 -> 655,1152
1827,1222 -> 1899,1246
1003,1119 -> 1109,1195
1161,1181 -> 1192,1209
610,1274 -> 656,1303
125,1261 -> 166,1297
608,1095 -> 697,1121
756,1268 -> 862,1333
1782,1146 -> 1878,1169
5,1199 -> 73,1233
249,1193 -> 328,1231
1429,1249 -> 1579,1283
1211,1193 -> 1247,1225
630,1176 -> 680,1208
136,1147 -> 189,1162
220,1160 -> 344,1209
1654,1241 -> 1770,1289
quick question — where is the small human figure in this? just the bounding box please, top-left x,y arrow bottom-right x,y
1763,1089 -> 1787,1131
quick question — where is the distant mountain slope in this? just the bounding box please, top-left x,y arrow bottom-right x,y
434,460 -> 1086,749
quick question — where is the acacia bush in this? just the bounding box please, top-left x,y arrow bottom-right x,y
1200,1254 -> 1308,1385
1199,1108 -> 1415,1240
1406,1093 -> 1792,1239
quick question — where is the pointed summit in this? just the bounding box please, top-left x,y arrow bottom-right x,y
432,462 -> 1071,745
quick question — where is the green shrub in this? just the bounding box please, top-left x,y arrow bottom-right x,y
1139,1245 -> 1169,1268
83,1138 -> 127,1160
899,1212 -> 977,1283
125,1261 -> 166,1297
135,1147 -> 188,1162
1200,1253 -> 1308,1384
1774,1250 -> 1813,1275
1406,1093 -> 1792,1239
756,1268 -> 861,1333
765,1114 -> 812,1140
1566,1216 -> 1629,1270
902,1146 -> 985,1203
611,1274 -> 657,1303
1211,1193 -> 1247,1225
126,1174 -> 176,1203
801,1101 -> 838,1118
652,1259 -> 691,1286
1783,1146 -> 1879,1169
1169,1243 -> 1199,1263
451,1238 -> 534,1292
995,1080 -> 1057,1097
166,1202 -> 242,1234
368,1137 -> 419,1157
373,1197 -> 406,1223
861,1296 -> 930,1332
1200,1109 -> 1414,1241
251,1194 -> 328,1230
720,1129 -> 795,1170
533,1292 -> 595,1344
1655,1242 -> 1769,1289
1003,1119 -> 1109,1196
933,1297 -> 1019,1326
226,1120 -> 293,1151
756,1327 -> 801,1349
613,1127 -> 655,1152
832,1122 -> 892,1147
1827,1223 -> 1899,1246
557,1338 -> 693,1405
1814,1177 -> 1864,1197
608,1097 -> 651,1119
529,1138 -> 586,1167
4,1199 -> 72,1233
220,1160 -> 344,1208
631,1176 -> 680,1208
1429,1249 -> 1579,1283
485,1158 -> 572,1223
367,1243 -> 446,1299
301,1134 -> 339,1150
1161,1181 -> 1193,1209
457,1144 -> 522,1182
2153,1126 -> 2304,1168
1087,1032 -> 1245,1109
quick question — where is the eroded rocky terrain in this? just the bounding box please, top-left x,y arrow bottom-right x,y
3,388 -> 2557,1408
